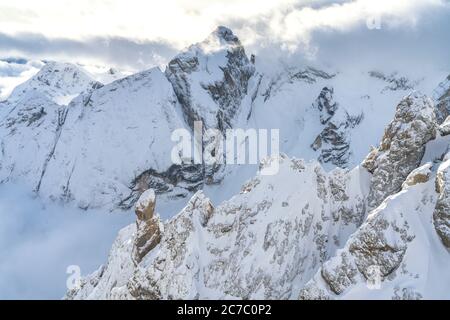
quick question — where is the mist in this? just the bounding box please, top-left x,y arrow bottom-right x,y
0,184 -> 133,299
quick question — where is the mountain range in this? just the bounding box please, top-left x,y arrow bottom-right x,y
1,26 -> 449,299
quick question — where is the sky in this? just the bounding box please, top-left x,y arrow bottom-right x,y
0,0 -> 448,73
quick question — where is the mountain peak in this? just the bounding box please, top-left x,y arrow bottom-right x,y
211,26 -> 240,44
8,61 -> 100,105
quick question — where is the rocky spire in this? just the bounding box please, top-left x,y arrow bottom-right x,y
133,189 -> 161,263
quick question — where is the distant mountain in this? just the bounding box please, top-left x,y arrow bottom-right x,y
1,26 -> 448,301
0,27 -> 446,214
8,61 -> 101,105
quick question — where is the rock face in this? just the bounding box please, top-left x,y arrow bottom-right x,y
435,80 -> 450,124
127,191 -> 214,299
363,92 -> 437,209
165,26 -> 255,130
439,116 -> 450,136
25,68 -> 197,209
165,26 -> 256,184
311,87 -> 363,167
0,62 -> 100,190
369,71 -> 417,93
299,167 -> 436,300
133,189 -> 161,263
433,159 -> 450,248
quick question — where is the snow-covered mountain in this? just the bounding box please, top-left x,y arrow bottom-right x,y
1,25 -> 449,300
1,27 -> 439,215
66,92 -> 450,300
0,62 -> 102,193
7,61 -> 101,105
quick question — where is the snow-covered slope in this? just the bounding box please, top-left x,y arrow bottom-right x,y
0,62 -> 100,190
67,156 -> 371,299
243,67 -> 428,170
66,92 -> 450,300
0,26 -> 446,215
37,68 -> 197,210
300,158 -> 450,300
0,28 -> 258,211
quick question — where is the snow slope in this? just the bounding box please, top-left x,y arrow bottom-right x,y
37,68 -> 194,210
67,92 -> 450,300
8,61 -> 100,105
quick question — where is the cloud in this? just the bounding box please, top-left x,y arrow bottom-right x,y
0,32 -> 177,72
0,0 -> 446,47
0,0 -> 447,75
0,59 -> 42,100
0,183 -> 133,299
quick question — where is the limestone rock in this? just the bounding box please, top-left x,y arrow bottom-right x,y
439,116 -> 450,136
435,86 -> 450,124
311,87 -> 363,168
402,163 -> 433,189
133,189 -> 161,263
433,159 -> 450,248
165,26 -> 255,130
363,92 -> 437,209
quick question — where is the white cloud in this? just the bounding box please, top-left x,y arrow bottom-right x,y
0,0 -> 446,50
0,0 -> 448,83
0,184 -> 132,299
0,60 -> 42,100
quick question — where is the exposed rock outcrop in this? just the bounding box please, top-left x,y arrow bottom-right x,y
165,26 -> 255,131
363,92 -> 437,209
133,189 -> 161,263
401,163 -> 433,189
439,116 -> 450,136
299,162 -> 439,300
369,71 -> 417,93
435,84 -> 450,124
433,159 -> 450,248
311,87 -> 363,167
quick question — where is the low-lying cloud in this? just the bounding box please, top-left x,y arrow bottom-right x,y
0,184 -> 133,299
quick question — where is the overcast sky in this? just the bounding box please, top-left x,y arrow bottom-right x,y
0,0 -> 448,74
